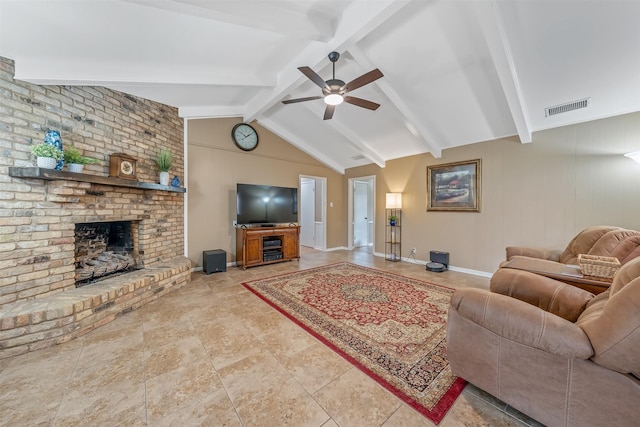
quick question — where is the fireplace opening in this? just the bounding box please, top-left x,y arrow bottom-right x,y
75,221 -> 140,287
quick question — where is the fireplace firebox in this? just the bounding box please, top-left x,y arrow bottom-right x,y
75,221 -> 140,287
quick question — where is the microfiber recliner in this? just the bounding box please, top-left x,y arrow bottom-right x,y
446,256 -> 640,427
504,225 -> 640,266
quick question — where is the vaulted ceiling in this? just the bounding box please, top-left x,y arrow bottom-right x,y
1,1 -> 639,173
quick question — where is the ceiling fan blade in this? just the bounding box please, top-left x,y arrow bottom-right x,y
282,96 -> 323,104
344,96 -> 380,110
298,66 -> 329,90
341,68 -> 383,93
323,104 -> 335,120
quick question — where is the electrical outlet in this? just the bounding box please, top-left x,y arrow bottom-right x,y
411,248 -> 416,254
233,220 -> 237,227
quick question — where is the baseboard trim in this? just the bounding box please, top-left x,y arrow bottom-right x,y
192,261 -> 237,273
373,252 -> 493,278
326,246 -> 349,252
448,265 -> 493,278
191,251 -> 493,278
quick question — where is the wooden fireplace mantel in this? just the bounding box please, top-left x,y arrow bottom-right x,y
8,167 -> 186,193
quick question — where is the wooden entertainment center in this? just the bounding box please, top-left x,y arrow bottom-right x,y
235,225 -> 300,269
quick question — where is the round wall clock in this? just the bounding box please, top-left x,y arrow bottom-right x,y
231,123 -> 259,151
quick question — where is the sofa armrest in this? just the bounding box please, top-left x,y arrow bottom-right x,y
506,246 -> 562,262
450,288 -> 593,359
490,268 -> 595,322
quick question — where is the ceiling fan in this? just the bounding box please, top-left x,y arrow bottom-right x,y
282,51 -> 383,120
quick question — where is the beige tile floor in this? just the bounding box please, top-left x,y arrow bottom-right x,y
0,249 -> 544,426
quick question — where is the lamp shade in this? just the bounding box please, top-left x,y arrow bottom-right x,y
624,151 -> 640,164
386,193 -> 402,209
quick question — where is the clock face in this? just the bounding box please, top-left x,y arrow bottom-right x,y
120,160 -> 134,175
232,123 -> 259,151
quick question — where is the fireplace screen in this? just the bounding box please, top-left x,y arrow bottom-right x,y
75,221 -> 139,287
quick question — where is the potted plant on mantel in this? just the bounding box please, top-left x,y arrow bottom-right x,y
31,143 -> 63,169
63,146 -> 101,173
155,149 -> 173,186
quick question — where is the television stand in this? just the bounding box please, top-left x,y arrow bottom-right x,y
235,225 -> 300,269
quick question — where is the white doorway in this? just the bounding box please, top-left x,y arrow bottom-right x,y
299,175 -> 326,250
348,176 -> 375,252
300,179 -> 315,247
353,181 -> 369,247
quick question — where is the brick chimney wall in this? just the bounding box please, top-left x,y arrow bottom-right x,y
0,56 -> 186,307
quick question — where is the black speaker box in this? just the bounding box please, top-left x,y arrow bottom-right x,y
203,249 -> 226,274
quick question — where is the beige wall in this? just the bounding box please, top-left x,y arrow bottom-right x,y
188,112 -> 640,273
187,117 -> 345,267
345,111 -> 640,274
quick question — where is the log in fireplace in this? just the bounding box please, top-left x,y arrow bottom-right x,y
75,221 -> 141,287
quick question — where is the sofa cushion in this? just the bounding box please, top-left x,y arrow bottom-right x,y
491,267 -> 594,322
559,226 -> 640,265
591,230 -> 640,265
450,288 -> 593,359
559,226 -> 620,264
505,246 -> 561,262
578,258 -> 640,377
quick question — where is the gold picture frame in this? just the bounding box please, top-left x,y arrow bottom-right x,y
427,159 -> 481,212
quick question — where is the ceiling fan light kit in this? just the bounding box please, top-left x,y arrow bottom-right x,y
324,94 -> 344,105
282,51 -> 383,120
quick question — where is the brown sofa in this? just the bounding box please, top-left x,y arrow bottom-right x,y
505,225 -> 640,266
446,256 -> 640,427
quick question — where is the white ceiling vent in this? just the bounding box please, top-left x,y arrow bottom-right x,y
351,154 -> 365,161
545,98 -> 590,117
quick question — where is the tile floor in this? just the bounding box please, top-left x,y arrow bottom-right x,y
0,249 -> 544,426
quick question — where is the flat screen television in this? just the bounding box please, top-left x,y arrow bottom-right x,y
236,183 -> 298,225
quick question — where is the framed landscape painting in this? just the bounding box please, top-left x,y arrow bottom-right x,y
427,159 -> 481,212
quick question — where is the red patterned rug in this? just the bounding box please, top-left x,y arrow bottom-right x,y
242,262 -> 465,424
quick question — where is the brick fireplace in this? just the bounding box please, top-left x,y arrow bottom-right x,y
0,56 -> 191,358
0,174 -> 192,358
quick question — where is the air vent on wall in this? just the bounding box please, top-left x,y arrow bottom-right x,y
545,98 -> 590,117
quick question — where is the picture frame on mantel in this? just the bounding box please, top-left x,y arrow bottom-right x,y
427,159 -> 481,212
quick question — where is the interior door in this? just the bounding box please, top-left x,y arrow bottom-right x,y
300,179 -> 315,247
353,181 -> 369,247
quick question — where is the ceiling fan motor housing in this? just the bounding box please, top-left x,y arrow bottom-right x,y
323,79 -> 346,95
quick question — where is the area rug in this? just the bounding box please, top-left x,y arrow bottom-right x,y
242,262 -> 465,424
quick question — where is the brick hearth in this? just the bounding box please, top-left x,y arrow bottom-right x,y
0,257 -> 190,359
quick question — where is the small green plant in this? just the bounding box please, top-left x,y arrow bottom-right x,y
155,149 -> 173,172
63,146 -> 101,165
31,143 -> 63,160
388,215 -> 398,222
